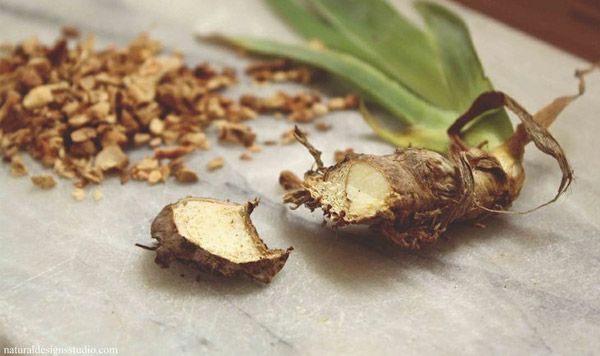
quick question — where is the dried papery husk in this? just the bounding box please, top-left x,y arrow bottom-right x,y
149,197 -> 292,283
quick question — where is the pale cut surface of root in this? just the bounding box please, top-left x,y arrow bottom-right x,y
306,160 -> 393,222
150,197 -> 292,283
345,162 -> 391,217
173,200 -> 263,263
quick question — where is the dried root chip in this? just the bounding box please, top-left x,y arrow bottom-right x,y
22,85 -> 54,109
71,188 -> 86,201
279,170 -> 303,191
134,133 -> 151,146
153,145 -> 194,160
327,94 -> 359,111
180,132 -> 210,149
239,152 -> 253,161
61,26 -> 80,38
10,155 -> 28,177
314,122 -> 332,132
147,170 -> 164,185
246,59 -> 313,84
170,158 -> 199,183
217,121 -> 256,147
206,157 -> 224,171
248,144 -> 262,153
95,145 -> 128,172
31,175 -> 57,190
93,189 -> 104,201
174,168 -> 199,183
149,197 -> 292,283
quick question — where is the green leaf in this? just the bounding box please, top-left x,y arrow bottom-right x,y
360,102 -> 450,152
268,0 -> 453,109
265,0 -> 360,53
207,35 -> 456,131
415,1 -> 488,110
415,1 -> 513,147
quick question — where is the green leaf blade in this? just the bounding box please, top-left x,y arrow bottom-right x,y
307,0 -> 453,109
415,1 -> 513,147
360,102 -> 450,152
265,0 -> 361,55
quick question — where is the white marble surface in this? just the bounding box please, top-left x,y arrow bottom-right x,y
1,1 -> 599,355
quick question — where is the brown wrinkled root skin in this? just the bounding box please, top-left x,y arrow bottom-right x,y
285,146 -> 522,249
150,197 -> 292,283
283,63 -> 594,248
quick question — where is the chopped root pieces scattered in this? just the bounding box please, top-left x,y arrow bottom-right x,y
206,157 -> 224,171
148,197 -> 292,283
246,59 -> 313,84
0,33 -> 240,190
1,31 -> 360,198
31,175 -> 56,190
240,91 -> 355,123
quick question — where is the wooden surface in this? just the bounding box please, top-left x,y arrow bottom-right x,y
453,0 -> 600,60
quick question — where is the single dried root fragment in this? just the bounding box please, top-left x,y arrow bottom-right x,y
10,155 -> 28,177
31,175 -> 57,190
149,197 -> 292,283
92,189 -> 104,201
174,168 -> 199,183
95,145 -> 129,172
216,121 -> 256,147
154,145 -> 194,160
239,152 -> 253,161
279,170 -> 303,191
314,122 -> 332,132
282,67 -> 592,248
71,188 -> 86,201
206,157 -> 224,171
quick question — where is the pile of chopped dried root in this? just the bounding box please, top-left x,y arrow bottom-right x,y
0,30 -> 357,192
